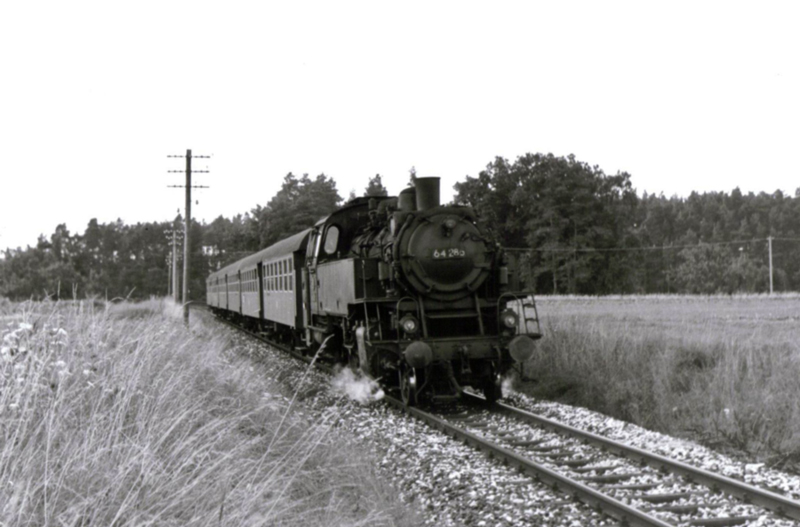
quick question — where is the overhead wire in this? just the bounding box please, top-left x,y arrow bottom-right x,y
505,237 -> 778,253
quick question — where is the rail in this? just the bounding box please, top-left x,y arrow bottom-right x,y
202,307 -> 800,526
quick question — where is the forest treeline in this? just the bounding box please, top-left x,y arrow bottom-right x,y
2,153 -> 800,300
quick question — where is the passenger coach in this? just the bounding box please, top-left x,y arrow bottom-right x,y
207,229 -> 310,346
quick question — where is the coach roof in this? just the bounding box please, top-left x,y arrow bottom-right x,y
209,228 -> 311,280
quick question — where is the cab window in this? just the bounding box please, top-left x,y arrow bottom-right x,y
323,225 -> 339,255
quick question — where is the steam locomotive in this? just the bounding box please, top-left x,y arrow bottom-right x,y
206,177 -> 541,404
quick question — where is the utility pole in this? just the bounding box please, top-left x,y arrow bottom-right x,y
168,149 -> 210,325
164,222 -> 183,302
173,229 -> 179,301
165,254 -> 171,296
768,236 -> 774,294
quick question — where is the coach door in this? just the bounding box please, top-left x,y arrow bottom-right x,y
237,270 -> 242,315
257,262 -> 264,320
224,275 -> 229,310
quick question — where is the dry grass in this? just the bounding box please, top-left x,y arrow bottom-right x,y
521,294 -> 800,465
0,298 -> 414,527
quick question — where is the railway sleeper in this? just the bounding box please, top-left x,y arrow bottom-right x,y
542,450 -> 575,459
582,472 -> 644,483
637,492 -> 694,504
648,504 -> 700,515
689,516 -> 763,527
507,438 -> 549,448
571,464 -> 621,474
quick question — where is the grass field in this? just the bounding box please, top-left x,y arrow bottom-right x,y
0,299 -> 414,527
521,294 -> 800,468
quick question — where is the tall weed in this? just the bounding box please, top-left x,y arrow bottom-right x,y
0,298 -> 412,526
524,296 -> 800,464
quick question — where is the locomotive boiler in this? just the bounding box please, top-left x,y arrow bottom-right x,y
207,177 -> 541,405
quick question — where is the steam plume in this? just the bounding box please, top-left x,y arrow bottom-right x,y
331,367 -> 385,404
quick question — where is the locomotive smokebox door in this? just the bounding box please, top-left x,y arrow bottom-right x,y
396,210 -> 492,301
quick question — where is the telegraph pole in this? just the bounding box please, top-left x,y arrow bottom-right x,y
164,222 -> 183,302
168,149 -> 210,325
165,254 -> 171,296
768,236 -> 774,294
173,229 -> 179,301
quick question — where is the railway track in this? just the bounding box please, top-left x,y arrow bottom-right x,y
204,309 -> 800,526
384,393 -> 800,526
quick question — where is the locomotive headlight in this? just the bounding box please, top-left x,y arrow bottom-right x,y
442,218 -> 458,237
400,315 -> 419,335
501,309 -> 519,329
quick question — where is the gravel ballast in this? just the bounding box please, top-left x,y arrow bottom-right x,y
225,322 -> 800,527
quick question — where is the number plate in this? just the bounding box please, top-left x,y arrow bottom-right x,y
432,248 -> 466,259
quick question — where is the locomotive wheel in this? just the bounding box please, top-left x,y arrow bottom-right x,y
482,375 -> 503,404
399,366 -> 418,407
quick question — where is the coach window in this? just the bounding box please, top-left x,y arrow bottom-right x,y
323,225 -> 340,255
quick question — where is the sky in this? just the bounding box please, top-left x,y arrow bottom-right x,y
1,1 -> 798,252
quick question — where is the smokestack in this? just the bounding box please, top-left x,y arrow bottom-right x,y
414,177 -> 440,211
